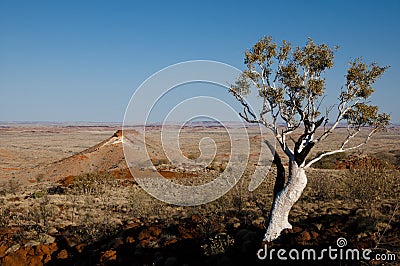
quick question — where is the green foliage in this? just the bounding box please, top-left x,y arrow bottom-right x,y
293,38 -> 335,75
232,36 -> 390,129
233,36 -> 338,125
244,36 -> 277,67
339,59 -> 390,129
343,103 -> 378,126
343,103 -> 390,128
32,191 -> 47,199
345,59 -> 388,100
231,36 -> 390,168
230,75 -> 251,96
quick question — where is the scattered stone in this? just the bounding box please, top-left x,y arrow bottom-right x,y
355,208 -> 369,217
313,223 -> 323,231
34,243 -> 57,257
111,238 -> 124,249
25,240 -> 41,247
178,225 -> 197,239
357,232 -> 368,240
310,231 -> 319,239
5,244 -> 20,255
251,217 -> 265,229
39,234 -> 55,245
56,249 -> 68,260
191,214 -> 201,223
47,227 -> 58,234
290,226 -> 303,234
125,236 -> 135,244
295,231 -> 311,244
1,249 -> 30,266
164,238 -> 177,246
25,246 -> 35,256
125,220 -> 141,229
0,245 -> 8,258
27,253 -> 43,265
64,237 -> 78,248
74,243 -> 87,254
100,250 -> 117,263
233,222 -> 241,229
138,226 -> 161,241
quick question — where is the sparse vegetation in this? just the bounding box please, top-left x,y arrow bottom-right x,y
201,233 -> 235,256
1,177 -> 22,195
70,172 -> 116,195
345,165 -> 397,216
28,196 -> 56,228
0,126 -> 399,265
306,173 -> 339,207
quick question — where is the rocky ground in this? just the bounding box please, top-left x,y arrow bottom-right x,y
0,125 -> 399,265
0,165 -> 399,266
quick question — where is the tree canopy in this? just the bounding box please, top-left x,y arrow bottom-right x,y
230,36 -> 390,167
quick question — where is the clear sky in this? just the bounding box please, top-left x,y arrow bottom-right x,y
0,0 -> 399,123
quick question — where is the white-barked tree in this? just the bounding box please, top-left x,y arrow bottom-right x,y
230,36 -> 390,242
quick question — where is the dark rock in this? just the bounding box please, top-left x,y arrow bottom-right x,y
56,249 -> 68,260
295,231 -> 311,244
99,250 -> 117,263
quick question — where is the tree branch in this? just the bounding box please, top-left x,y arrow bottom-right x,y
314,97 -> 360,143
229,88 -> 258,122
304,126 -> 379,168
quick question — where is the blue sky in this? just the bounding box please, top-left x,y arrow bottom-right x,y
0,0 -> 399,123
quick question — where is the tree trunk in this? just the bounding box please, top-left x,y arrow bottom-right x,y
264,160 -> 307,242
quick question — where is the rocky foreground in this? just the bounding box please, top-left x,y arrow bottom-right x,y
0,170 -> 399,265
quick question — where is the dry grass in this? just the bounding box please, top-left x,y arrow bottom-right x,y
0,124 -> 399,264
2,164 -> 398,247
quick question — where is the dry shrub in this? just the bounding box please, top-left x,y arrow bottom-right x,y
306,174 -> 339,204
71,172 -> 116,195
374,151 -> 400,168
127,184 -> 169,219
0,206 -> 11,227
345,165 -> 399,216
0,177 -> 22,195
73,216 -> 120,244
28,201 -> 56,228
201,233 -> 234,256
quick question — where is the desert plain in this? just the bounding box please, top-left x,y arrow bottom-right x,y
0,122 -> 399,265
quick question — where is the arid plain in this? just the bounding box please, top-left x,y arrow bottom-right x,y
0,123 -> 399,265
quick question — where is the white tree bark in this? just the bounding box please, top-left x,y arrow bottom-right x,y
264,161 -> 307,242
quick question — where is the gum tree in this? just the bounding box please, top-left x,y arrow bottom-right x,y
230,36 -> 390,242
